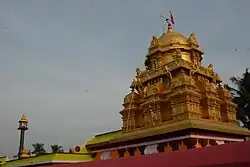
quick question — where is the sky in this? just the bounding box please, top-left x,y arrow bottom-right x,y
0,0 -> 250,157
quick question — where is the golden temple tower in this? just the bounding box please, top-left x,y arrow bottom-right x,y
120,20 -> 239,131
118,18 -> 250,147
86,14 -> 250,160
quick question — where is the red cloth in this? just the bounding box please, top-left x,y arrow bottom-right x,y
170,11 -> 175,24
41,140 -> 250,167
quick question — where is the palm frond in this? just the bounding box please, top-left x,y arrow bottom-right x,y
230,76 -> 241,86
224,84 -> 243,97
227,68 -> 250,129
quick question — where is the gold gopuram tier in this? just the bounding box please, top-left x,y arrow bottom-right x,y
85,21 -> 250,160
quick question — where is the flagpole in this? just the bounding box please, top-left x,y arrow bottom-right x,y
169,11 -> 175,30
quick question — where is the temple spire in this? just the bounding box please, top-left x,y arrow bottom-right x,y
167,21 -> 173,32
160,11 -> 175,33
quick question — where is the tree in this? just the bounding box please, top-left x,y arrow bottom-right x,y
50,144 -> 64,153
32,143 -> 46,156
225,68 -> 250,129
28,149 -> 32,156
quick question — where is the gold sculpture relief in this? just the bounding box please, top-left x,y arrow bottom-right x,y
170,36 -> 181,44
189,67 -> 198,77
143,83 -> 149,97
156,78 -> 164,92
188,32 -> 199,46
136,68 -> 142,76
164,65 -> 173,83
207,64 -> 214,72
150,110 -> 156,125
190,51 -> 201,67
149,36 -> 160,48
157,55 -> 165,67
172,49 -> 182,60
206,82 -> 218,93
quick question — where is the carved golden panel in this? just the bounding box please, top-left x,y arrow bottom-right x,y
164,54 -> 174,64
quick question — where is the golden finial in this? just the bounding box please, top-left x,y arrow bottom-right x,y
160,11 -> 174,33
167,21 -> 173,32
20,114 -> 28,122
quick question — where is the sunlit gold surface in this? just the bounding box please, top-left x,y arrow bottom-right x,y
20,114 -> 28,122
120,22 -> 239,134
158,31 -> 188,46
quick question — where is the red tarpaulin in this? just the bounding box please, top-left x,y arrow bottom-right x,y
41,140 -> 250,167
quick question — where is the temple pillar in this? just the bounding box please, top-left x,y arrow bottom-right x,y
128,112 -> 136,130
185,91 -> 203,119
204,82 -> 222,121
220,104 -> 229,122
135,110 -> 145,128
121,91 -> 141,132
143,108 -> 152,127
227,103 -> 238,125
122,115 -> 128,131
170,98 -> 186,120
206,96 -> 221,121
170,90 -> 203,120
122,112 -> 136,132
155,104 -> 162,123
160,100 -> 172,121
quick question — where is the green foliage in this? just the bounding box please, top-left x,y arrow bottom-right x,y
50,144 -> 64,153
31,143 -> 46,156
225,68 -> 250,129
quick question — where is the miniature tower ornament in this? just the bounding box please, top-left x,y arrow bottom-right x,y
17,115 -> 28,159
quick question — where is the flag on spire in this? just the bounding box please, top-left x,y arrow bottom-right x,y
170,11 -> 175,24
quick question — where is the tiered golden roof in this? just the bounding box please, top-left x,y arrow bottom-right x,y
118,21 -> 250,138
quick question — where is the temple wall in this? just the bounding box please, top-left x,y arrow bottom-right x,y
93,136 -> 244,161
